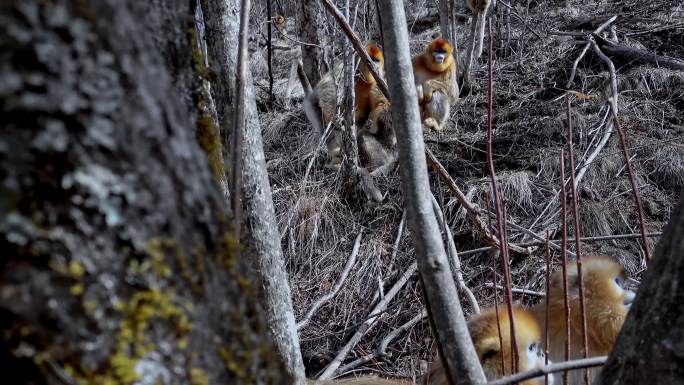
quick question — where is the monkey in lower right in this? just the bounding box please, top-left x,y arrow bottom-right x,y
533,255 -> 636,385
423,305 -> 553,385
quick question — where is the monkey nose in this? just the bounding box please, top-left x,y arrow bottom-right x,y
433,53 -> 446,63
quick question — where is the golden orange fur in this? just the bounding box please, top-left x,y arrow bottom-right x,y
424,306 -> 552,385
412,38 -> 459,131
533,256 -> 635,385
303,44 -> 385,168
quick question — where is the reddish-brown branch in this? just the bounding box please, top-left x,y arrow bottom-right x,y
544,230 -> 552,385
565,94 -> 590,385
486,19 -> 518,373
612,112 -> 652,263
559,150 -> 571,385
493,269 -> 506,376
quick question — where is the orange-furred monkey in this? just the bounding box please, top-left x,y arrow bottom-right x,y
412,38 -> 459,131
424,306 -> 553,385
533,255 -> 635,385
304,44 -> 385,168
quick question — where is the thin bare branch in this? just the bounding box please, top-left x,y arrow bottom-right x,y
431,194 -> 481,314
316,261 -> 418,379
319,0 -> 390,98
336,310 -> 428,374
565,94 -> 590,385
486,19 -> 518,373
487,357 -> 607,385
297,231 -> 363,331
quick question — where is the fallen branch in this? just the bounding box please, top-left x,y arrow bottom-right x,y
297,231 -> 363,330
425,148 -> 530,256
598,37 -> 684,71
487,356 -> 607,385
565,15 -> 617,88
335,310 -> 428,374
458,231 -> 662,256
316,261 -> 418,379
483,282 -> 546,297
431,194 -> 481,314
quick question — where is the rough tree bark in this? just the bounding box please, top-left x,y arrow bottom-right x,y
377,2 -> 487,385
297,0 -> 325,86
595,190 -> 684,385
0,1 -> 285,384
198,2 -> 307,385
439,0 -> 455,44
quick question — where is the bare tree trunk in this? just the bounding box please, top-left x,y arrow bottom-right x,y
376,2 -> 487,385
198,2 -> 307,385
297,0 -> 325,86
341,0 -> 360,197
439,0 -> 455,43
595,190 -> 684,385
0,1 -> 285,384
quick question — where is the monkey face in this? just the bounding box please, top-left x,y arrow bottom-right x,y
471,307 -> 553,385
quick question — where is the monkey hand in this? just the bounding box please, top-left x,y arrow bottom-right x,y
416,84 -> 425,104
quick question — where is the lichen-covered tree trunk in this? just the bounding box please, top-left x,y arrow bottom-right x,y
0,1 -> 284,384
595,190 -> 684,385
297,0 -> 325,86
198,1 -> 307,385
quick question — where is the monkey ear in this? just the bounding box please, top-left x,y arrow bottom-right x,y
479,336 -> 501,361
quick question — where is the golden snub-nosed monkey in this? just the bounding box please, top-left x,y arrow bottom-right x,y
412,38 -> 459,132
424,306 -> 553,385
304,44 -> 385,168
533,255 -> 635,385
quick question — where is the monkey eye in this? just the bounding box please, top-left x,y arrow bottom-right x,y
614,276 -> 623,287
371,57 -> 380,62
528,342 -> 536,352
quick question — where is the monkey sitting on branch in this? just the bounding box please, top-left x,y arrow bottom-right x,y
412,38 -> 459,132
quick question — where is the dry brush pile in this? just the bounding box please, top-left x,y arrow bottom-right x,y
248,0 -> 683,379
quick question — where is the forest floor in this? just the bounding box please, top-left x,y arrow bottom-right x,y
249,0 -> 683,379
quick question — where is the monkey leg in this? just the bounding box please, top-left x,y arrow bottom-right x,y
358,133 -> 396,174
325,129 -> 342,169
423,90 -> 450,131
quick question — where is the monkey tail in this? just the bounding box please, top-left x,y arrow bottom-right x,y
297,60 -> 313,96
474,13 -> 487,59
303,92 -> 324,135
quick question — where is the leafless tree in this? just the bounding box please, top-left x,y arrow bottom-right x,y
376,1 -> 487,384
199,1 -> 307,384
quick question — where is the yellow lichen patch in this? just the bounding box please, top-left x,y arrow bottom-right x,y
70,283 -> 84,296
218,347 -> 248,380
63,288 -> 193,385
145,238 -> 174,278
190,367 -> 209,385
68,260 -> 86,278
